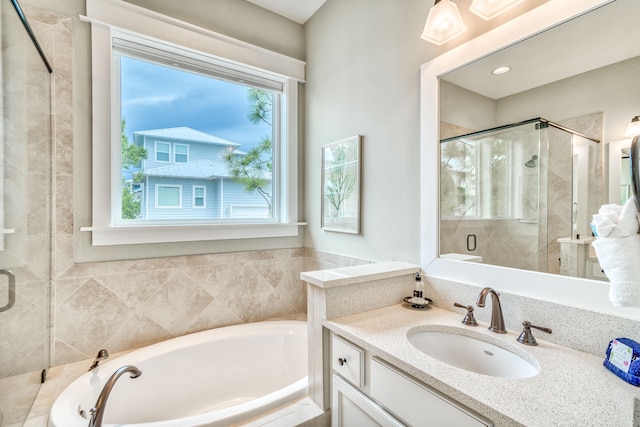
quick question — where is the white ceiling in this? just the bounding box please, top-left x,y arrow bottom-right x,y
245,0 -> 327,24
442,0 -> 640,100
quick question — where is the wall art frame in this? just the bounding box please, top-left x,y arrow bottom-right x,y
321,135 -> 362,234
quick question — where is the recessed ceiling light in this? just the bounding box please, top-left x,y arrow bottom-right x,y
492,66 -> 511,75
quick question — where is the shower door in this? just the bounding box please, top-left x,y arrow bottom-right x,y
439,118 -> 599,276
0,1 -> 53,425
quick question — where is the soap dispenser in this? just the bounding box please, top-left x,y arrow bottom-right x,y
413,272 -> 424,300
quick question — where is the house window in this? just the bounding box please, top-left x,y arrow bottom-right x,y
174,144 -> 188,163
120,53 -> 277,222
193,186 -> 206,208
156,185 -> 182,208
156,142 -> 170,162
85,0 -> 303,246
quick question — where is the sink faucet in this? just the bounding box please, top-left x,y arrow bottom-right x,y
476,287 -> 506,333
88,365 -> 142,427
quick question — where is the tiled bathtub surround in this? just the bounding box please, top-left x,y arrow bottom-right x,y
4,246 -> 366,426
52,248 -> 370,367
54,249 -> 308,365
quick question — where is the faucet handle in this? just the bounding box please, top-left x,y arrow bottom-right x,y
517,321 -> 552,346
454,302 -> 478,326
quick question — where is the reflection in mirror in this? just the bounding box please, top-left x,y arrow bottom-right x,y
440,119 -> 600,276
621,147 -> 632,204
437,0 -> 640,281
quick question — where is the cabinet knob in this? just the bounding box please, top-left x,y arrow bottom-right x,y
338,357 -> 347,366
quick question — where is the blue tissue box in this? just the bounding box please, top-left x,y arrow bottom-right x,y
603,338 -> 640,387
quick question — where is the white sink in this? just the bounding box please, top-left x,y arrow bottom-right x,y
407,328 -> 539,378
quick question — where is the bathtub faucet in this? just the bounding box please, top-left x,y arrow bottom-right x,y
88,349 -> 109,371
88,365 -> 142,427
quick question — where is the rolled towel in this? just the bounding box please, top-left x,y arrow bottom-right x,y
618,196 -> 640,236
592,234 -> 640,307
593,214 -> 629,238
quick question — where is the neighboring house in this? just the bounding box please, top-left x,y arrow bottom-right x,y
131,127 -> 271,220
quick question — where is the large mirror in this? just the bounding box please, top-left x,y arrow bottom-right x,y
438,0 -> 640,280
421,0 -> 640,318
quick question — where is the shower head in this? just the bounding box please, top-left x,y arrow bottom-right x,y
525,155 -> 538,168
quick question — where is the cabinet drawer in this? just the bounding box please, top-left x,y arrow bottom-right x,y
332,335 -> 364,387
332,374 -> 404,427
370,358 -> 492,427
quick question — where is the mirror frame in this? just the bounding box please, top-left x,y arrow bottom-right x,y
420,0 -> 640,319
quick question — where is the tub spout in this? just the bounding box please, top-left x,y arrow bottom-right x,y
88,365 -> 141,427
88,349 -> 109,371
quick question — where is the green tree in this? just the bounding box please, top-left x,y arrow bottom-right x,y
121,118 -> 147,219
121,118 -> 147,169
224,88 -> 273,213
325,144 -> 357,215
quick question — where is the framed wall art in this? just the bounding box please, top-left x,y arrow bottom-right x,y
321,135 -> 362,234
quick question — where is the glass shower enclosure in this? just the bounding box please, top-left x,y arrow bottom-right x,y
440,118 -> 601,276
0,0 -> 53,425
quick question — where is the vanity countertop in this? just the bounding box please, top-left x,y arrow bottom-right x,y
325,303 -> 640,427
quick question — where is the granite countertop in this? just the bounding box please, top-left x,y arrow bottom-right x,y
325,303 -> 640,427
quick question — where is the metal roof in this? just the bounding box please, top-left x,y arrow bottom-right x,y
133,127 -> 241,147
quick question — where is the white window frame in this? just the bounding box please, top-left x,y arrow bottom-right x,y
156,184 -> 182,208
174,143 -> 189,163
155,141 -> 171,162
81,0 -> 305,246
231,205 -> 269,218
193,185 -> 206,209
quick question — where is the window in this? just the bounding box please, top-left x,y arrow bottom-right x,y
85,0 -> 304,246
174,144 -> 188,163
155,142 -> 170,162
120,52 -> 278,222
440,134 -> 524,220
156,185 -> 182,208
193,185 -> 206,208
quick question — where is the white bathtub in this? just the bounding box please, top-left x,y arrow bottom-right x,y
49,320 -> 308,427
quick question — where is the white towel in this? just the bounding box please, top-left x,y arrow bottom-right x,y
592,234 -> 640,307
592,197 -> 639,238
591,196 -> 640,307
618,196 -> 640,235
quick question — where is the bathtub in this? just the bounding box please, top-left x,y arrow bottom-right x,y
48,320 -> 308,427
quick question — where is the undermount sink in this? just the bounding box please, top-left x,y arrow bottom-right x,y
407,328 -> 539,378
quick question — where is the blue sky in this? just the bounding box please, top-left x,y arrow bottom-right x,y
120,56 -> 271,149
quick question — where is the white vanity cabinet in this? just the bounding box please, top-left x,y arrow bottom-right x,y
331,334 -> 493,427
332,374 -> 405,427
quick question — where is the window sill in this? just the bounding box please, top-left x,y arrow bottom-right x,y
80,222 -> 306,246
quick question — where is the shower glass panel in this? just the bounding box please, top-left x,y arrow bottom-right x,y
439,118 -> 595,275
0,1 -> 52,425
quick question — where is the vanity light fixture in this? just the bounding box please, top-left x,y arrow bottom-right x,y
492,66 -> 511,75
469,0 -> 525,20
421,0 -> 467,46
624,115 -> 640,137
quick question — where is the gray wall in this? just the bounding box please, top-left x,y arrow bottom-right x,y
497,56 -> 640,143
303,0 -> 546,264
